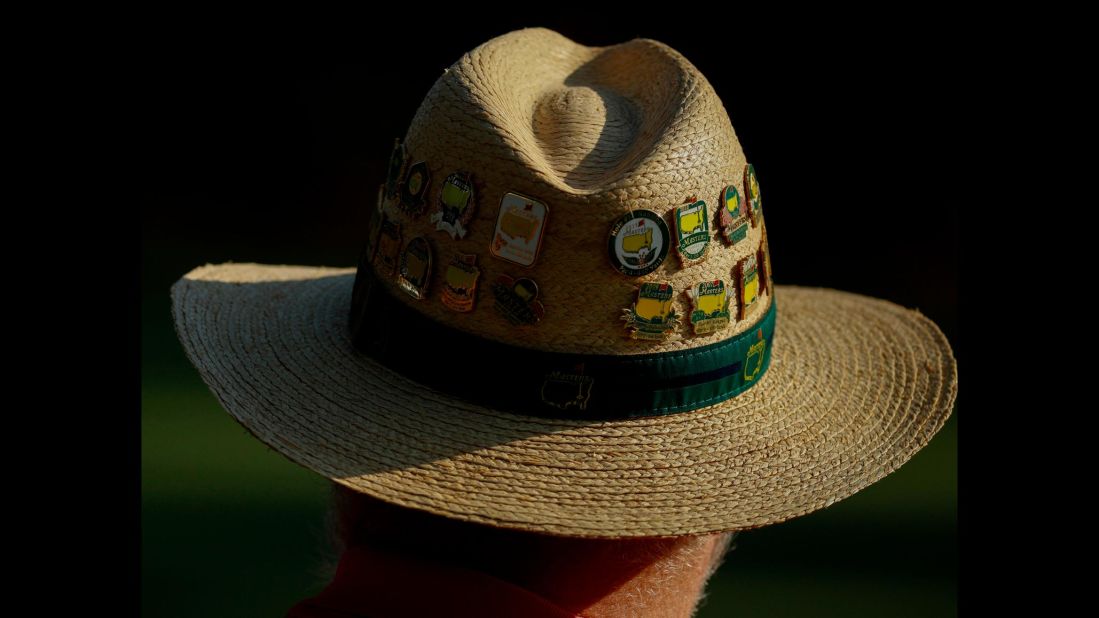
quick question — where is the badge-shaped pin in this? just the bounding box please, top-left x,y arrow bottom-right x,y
688,280 -> 732,336
735,254 -> 760,321
399,161 -> 430,216
622,282 -> 678,340
374,213 -> 402,276
744,163 -> 762,226
441,252 -> 480,312
490,192 -> 548,267
491,275 -> 545,326
673,198 -> 710,265
717,184 -> 749,245
608,210 -> 670,277
761,225 -> 773,294
757,229 -> 771,297
397,236 -> 433,300
384,139 -> 407,202
430,172 -> 476,239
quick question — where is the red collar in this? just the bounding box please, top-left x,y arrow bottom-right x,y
286,545 -> 582,618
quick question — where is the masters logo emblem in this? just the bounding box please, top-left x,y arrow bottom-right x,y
622,282 -> 678,340
688,280 -> 732,335
430,172 -> 476,239
673,198 -> 710,265
441,252 -> 480,312
541,366 -> 594,411
744,329 -> 766,382
608,210 -> 670,277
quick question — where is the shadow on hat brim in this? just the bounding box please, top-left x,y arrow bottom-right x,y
171,263 -> 957,538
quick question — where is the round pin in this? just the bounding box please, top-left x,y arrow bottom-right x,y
491,275 -> 545,325
607,209 -> 670,277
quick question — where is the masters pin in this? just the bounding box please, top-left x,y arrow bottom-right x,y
622,282 -> 678,341
717,184 -> 749,246
734,254 -> 760,321
397,236 -> 433,300
491,275 -> 545,326
608,210 -> 670,277
744,163 -> 762,227
441,252 -> 481,313
687,280 -> 732,336
490,192 -> 548,267
673,196 -> 710,266
431,172 -> 476,239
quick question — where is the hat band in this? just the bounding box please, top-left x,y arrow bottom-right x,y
349,267 -> 776,419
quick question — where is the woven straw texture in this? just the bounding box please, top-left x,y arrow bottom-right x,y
380,27 -> 767,354
170,29 -> 957,537
172,264 -> 956,537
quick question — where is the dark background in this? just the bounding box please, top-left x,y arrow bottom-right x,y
142,17 -> 960,617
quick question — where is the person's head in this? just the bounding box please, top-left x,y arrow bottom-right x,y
327,483 -> 736,618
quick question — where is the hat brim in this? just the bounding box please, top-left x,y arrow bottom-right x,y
171,263 -> 956,538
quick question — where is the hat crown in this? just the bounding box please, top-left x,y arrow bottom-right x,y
369,28 -> 771,355
406,28 -> 735,197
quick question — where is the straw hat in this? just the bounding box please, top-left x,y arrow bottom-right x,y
171,28 -> 957,538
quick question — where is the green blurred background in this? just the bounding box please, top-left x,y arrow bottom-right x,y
143,20 -> 958,617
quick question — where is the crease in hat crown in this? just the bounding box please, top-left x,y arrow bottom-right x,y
371,27 -> 769,356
